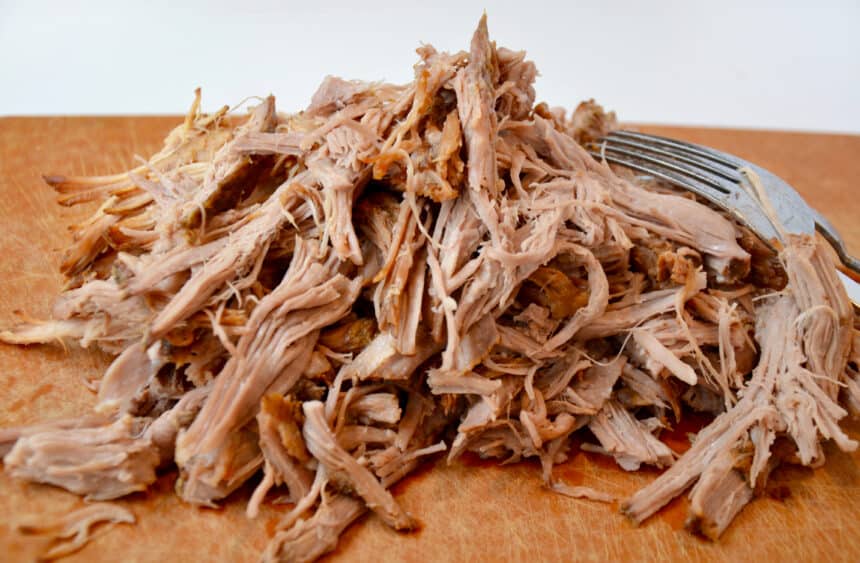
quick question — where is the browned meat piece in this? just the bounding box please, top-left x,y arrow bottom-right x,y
567,99 -> 618,145
685,449 -> 754,540
341,329 -> 442,382
617,363 -> 678,417
319,317 -> 377,353
609,179 -> 751,281
513,304 -> 558,343
419,109 -> 464,202
180,96 -> 277,228
738,226 -> 788,290
541,246 -> 611,352
518,267 -> 590,320
248,394 -> 314,518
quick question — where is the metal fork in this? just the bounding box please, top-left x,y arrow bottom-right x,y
587,130 -> 860,304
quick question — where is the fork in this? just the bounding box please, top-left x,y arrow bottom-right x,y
587,130 -> 860,305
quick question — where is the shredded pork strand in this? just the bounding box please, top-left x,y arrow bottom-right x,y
1,14 -> 858,561
16,503 -> 135,560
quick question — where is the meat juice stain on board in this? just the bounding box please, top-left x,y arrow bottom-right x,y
136,471 -> 177,503
659,412 -> 714,454
648,413 -> 716,533
265,517 -> 280,538
658,496 -> 691,531
460,445 -> 624,494
555,435 -> 616,481
261,493 -> 299,537
457,451 -> 503,470
552,461 -> 585,487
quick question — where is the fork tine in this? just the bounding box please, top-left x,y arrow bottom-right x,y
609,131 -> 746,170
601,134 -> 743,184
590,143 -> 732,194
586,147 -> 783,247
586,147 -> 733,203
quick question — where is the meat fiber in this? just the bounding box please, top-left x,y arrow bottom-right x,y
175,239 -> 361,505
16,503 -> 135,560
1,14 -> 858,563
4,415 -> 161,500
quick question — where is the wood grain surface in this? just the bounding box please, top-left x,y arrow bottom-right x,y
0,116 -> 858,562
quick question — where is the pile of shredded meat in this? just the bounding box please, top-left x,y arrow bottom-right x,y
2,16 -> 859,561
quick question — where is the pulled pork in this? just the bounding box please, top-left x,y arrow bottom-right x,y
2,15 -> 858,562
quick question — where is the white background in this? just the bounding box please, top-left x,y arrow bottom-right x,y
2,0 -> 859,133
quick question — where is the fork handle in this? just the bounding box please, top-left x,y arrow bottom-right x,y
837,271 -> 860,310
813,214 -> 860,279
838,255 -> 860,281
827,240 -> 860,283
821,233 -> 860,308
811,215 -> 860,306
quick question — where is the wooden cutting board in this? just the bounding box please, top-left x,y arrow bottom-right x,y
0,117 -> 858,562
